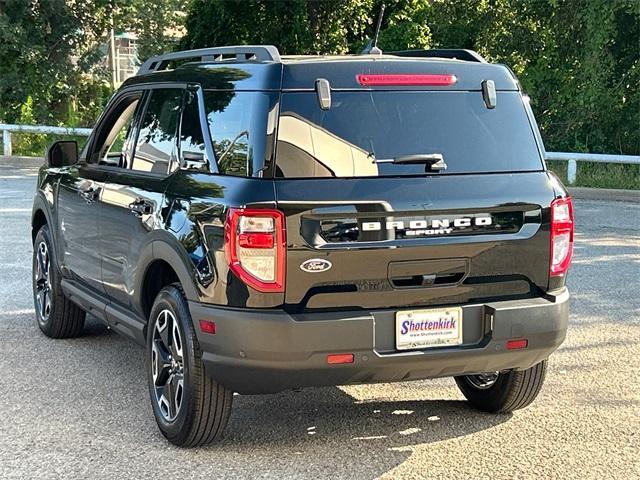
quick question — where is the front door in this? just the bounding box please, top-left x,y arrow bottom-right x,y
56,164 -> 107,295
56,91 -> 143,296
100,87 -> 184,311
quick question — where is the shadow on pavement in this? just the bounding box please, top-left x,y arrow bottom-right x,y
5,315 -> 511,479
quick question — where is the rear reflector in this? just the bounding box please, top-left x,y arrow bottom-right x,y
327,354 -> 354,365
356,73 -> 457,86
506,339 -> 528,350
199,320 -> 216,334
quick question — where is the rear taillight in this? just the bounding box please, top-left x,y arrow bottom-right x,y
224,208 -> 286,292
550,197 -> 574,276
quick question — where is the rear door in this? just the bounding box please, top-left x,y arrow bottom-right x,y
273,89 -> 555,312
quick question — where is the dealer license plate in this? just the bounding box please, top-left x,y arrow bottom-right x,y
395,307 -> 463,351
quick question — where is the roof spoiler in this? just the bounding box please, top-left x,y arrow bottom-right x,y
137,45 -> 282,75
391,49 -> 486,63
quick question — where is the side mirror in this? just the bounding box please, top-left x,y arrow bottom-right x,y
46,140 -> 78,168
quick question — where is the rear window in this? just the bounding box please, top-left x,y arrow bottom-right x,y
274,91 -> 543,178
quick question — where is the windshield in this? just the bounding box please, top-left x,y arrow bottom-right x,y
274,91 -> 543,178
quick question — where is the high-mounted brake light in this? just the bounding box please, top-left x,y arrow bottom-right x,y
224,208 -> 286,293
550,197 -> 574,276
356,73 -> 457,86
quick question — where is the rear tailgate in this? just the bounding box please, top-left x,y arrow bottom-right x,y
276,172 -> 555,311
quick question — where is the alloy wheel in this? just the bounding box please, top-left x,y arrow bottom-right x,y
34,241 -> 52,323
151,309 -> 185,422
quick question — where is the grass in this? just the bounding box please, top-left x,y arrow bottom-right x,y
546,161 -> 640,190
2,133 -> 89,158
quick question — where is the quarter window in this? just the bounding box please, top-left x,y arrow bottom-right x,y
179,92 -> 209,171
202,91 -> 277,176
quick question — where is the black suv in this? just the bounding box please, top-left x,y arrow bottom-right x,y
31,45 -> 572,447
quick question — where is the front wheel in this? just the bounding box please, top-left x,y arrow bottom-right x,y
455,360 -> 547,413
146,285 -> 233,447
32,224 -> 85,338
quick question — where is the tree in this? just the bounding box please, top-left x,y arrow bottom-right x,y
117,0 -> 190,60
0,0 -> 189,126
428,0 -> 639,155
180,0 -> 431,54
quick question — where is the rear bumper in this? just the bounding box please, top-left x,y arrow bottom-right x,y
190,289 -> 569,394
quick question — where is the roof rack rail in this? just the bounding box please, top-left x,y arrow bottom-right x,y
391,49 -> 486,63
137,45 -> 281,75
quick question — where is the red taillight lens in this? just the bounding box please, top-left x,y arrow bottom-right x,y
238,232 -> 274,249
550,197 -> 574,276
356,73 -> 457,86
224,208 -> 286,293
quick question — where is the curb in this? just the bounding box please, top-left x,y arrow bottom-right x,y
0,155 -> 44,167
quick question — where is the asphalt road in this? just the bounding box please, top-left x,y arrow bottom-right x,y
1,159 -> 638,480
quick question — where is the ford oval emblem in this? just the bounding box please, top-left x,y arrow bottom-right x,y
300,258 -> 332,273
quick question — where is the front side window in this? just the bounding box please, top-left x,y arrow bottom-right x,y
132,89 -> 183,174
91,94 -> 141,167
202,91 -> 277,177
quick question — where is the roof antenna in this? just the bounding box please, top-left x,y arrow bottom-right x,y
362,4 -> 385,55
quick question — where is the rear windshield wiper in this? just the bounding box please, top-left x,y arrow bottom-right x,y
372,153 -> 447,171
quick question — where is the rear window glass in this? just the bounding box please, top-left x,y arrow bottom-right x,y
274,91 -> 543,178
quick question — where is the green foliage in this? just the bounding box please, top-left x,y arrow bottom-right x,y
180,1 -> 431,54
0,0 -> 116,131
1,0 -> 638,191
427,0 -> 639,156
182,0 -> 638,160
547,161 -> 640,190
116,0 -> 190,59
0,0 -> 186,129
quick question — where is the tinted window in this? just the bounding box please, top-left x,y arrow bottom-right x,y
275,91 -> 543,178
203,91 -> 277,176
179,92 -> 209,171
132,89 -> 182,174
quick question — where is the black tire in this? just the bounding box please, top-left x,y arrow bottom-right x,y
146,284 -> 233,447
32,224 -> 85,338
455,360 -> 547,413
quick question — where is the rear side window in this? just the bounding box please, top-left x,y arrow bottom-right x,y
132,89 -> 182,174
274,91 -> 543,178
179,93 -> 210,171
203,91 -> 277,176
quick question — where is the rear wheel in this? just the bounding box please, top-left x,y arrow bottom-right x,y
455,360 -> 547,413
146,285 -> 233,447
32,225 -> 85,338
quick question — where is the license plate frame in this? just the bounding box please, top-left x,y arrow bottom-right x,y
395,307 -> 463,351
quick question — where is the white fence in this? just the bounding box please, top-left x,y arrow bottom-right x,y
0,124 -> 92,157
1,123 -> 639,186
545,151 -> 640,184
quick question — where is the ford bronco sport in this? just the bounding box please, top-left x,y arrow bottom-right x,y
31,45 -> 572,447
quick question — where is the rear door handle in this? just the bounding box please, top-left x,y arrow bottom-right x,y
128,198 -> 153,216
